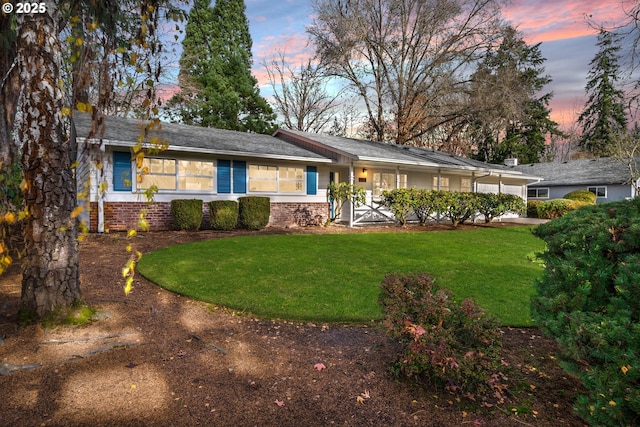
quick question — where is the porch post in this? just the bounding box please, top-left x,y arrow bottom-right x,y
349,163 -> 354,227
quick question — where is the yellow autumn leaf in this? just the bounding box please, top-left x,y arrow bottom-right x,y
127,229 -> 137,238
70,206 -> 83,219
126,245 -> 133,252
61,107 -> 71,116
609,400 -> 616,406
621,365 -> 630,374
76,38 -> 83,46
124,276 -> 134,295
138,218 -> 149,232
3,212 -> 16,224
122,266 -> 130,278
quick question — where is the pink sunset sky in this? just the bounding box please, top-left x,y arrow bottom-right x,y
159,0 -> 635,129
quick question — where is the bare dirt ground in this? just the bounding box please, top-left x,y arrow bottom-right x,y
0,223 -> 586,426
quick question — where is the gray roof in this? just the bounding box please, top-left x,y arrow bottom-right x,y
275,129 -> 527,176
511,157 -> 637,186
73,114 -> 330,162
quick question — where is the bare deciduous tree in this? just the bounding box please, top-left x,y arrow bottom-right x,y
264,52 -> 344,133
308,0 -> 507,144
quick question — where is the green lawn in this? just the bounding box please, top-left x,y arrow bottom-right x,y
137,226 -> 545,326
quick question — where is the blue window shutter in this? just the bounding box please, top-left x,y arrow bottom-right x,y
233,161 -> 246,193
113,151 -> 132,191
217,160 -> 231,193
306,166 -> 317,195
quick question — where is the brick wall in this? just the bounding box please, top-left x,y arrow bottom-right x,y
270,202 -> 330,227
89,201 -> 329,231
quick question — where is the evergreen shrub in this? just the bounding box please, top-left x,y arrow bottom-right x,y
532,198 -> 640,426
526,200 -> 542,218
476,193 -> 525,223
379,272 -> 504,400
563,190 -> 597,204
537,198 -> 584,219
171,199 -> 203,231
209,200 -> 238,231
238,196 -> 270,230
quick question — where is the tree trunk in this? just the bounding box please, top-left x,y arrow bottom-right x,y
0,11 -> 19,168
17,8 -> 81,317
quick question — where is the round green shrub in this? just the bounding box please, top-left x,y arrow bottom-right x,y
238,196 -> 270,230
532,198 -> 640,426
563,190 -> 597,204
170,199 -> 203,231
536,198 -> 585,219
209,200 -> 238,231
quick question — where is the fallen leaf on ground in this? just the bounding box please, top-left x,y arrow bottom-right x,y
275,399 -> 285,407
313,363 -> 326,371
356,396 -> 365,404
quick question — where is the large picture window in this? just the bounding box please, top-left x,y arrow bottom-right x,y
178,160 -> 214,191
373,172 -> 408,196
138,158 -> 214,191
433,176 -> 450,191
248,165 -> 305,193
278,166 -> 305,193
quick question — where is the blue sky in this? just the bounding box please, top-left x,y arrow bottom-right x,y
161,0 -> 634,128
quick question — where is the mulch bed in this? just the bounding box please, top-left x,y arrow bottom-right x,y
0,223 -> 586,426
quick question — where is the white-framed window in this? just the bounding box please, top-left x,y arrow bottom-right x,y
248,164 -> 305,193
178,160 -> 214,191
433,176 -> 450,191
138,158 -> 214,191
373,172 -> 407,196
278,166 -> 305,193
461,178 -> 472,192
139,158 -> 177,190
588,186 -> 607,198
527,187 -> 549,198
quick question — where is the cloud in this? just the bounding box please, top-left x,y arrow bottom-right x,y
503,0 -> 628,43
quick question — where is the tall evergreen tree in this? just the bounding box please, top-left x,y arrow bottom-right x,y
578,29 -> 628,157
470,27 -> 562,164
169,0 -> 276,133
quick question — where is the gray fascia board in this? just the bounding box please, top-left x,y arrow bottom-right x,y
89,138 -> 333,163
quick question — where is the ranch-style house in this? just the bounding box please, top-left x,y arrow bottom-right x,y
74,114 -> 540,232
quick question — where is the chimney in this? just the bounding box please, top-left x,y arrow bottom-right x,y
504,158 -> 518,166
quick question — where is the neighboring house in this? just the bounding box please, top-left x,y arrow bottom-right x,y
511,157 -> 639,204
75,114 -> 540,232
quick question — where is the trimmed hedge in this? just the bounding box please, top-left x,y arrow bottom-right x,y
532,198 -> 640,426
209,200 -> 238,231
170,199 -> 203,231
379,189 -> 525,227
238,196 -> 270,230
536,198 -> 584,219
527,200 -> 542,218
563,190 -> 597,204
